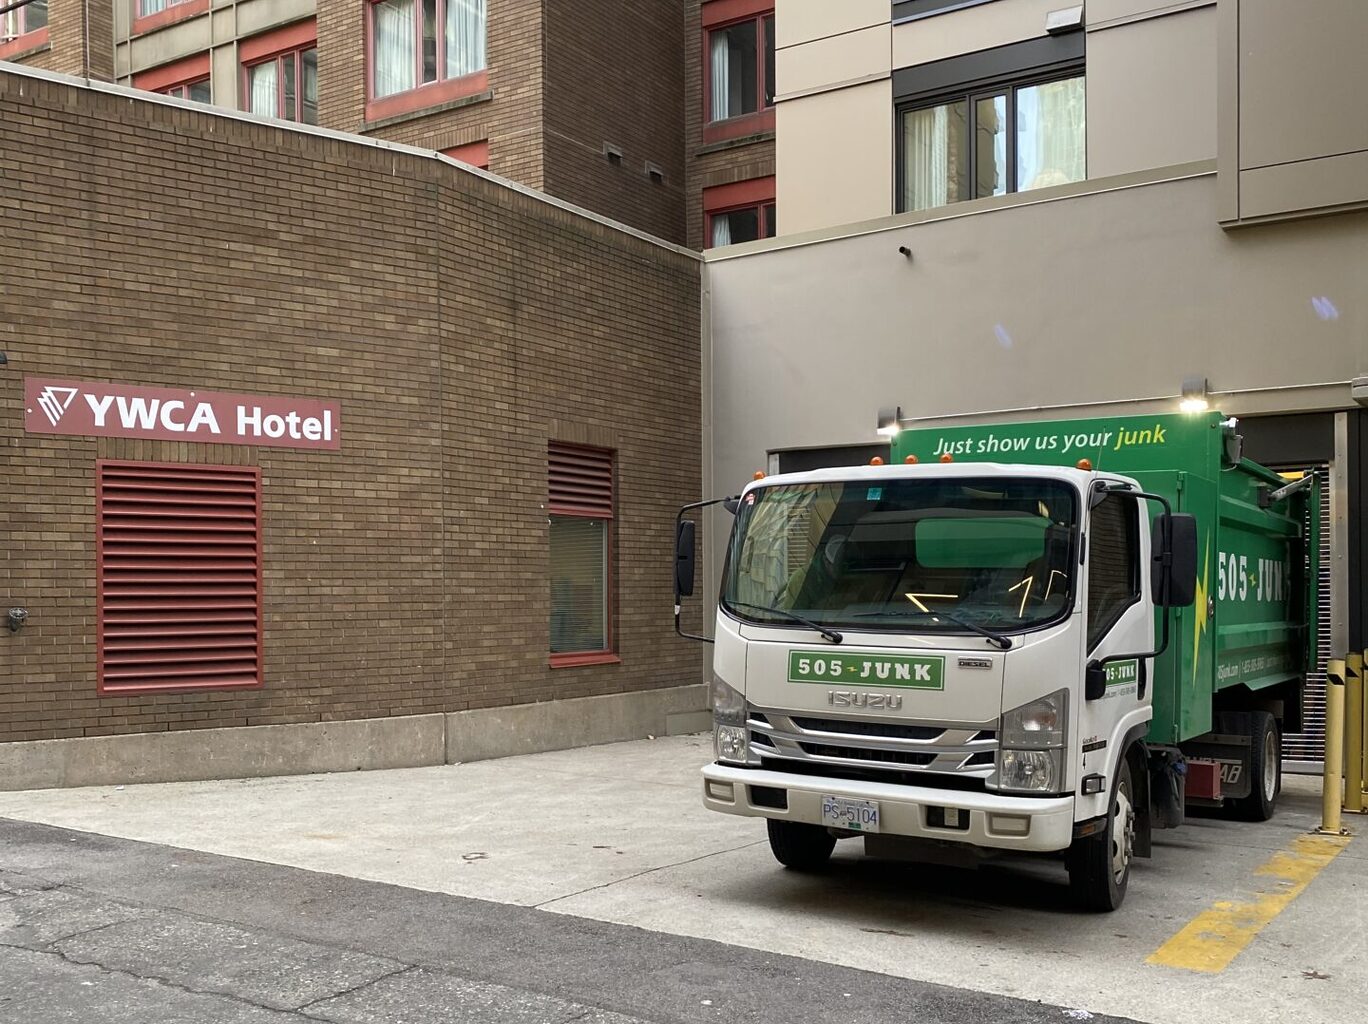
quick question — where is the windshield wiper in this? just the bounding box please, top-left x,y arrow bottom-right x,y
852,607 -> 1012,650
727,601 -> 843,644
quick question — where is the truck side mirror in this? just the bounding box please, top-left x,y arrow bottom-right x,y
1085,662 -> 1107,701
723,497 -> 740,515
1152,513 -> 1197,607
675,519 -> 697,599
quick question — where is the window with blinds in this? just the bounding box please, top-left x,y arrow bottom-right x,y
548,443 -> 614,659
96,462 -> 263,694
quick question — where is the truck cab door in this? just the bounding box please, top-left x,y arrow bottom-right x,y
1078,491 -> 1154,792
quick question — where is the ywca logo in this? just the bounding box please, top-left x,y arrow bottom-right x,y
36,386 -> 79,426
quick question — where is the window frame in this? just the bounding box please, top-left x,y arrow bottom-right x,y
132,52 -> 212,101
701,0 -> 775,144
96,461 -> 264,696
1084,492 -> 1142,653
0,0 -> 49,60
240,24 -> 319,125
895,66 -> 1085,214
702,176 -> 776,249
547,442 -> 619,669
132,0 -> 209,37
364,0 -> 490,123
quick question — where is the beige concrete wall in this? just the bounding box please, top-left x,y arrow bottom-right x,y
776,0 -> 888,48
1221,0 -> 1368,224
1086,4 -> 1217,178
705,169 -> 1365,505
776,24 -> 889,97
776,79 -> 893,232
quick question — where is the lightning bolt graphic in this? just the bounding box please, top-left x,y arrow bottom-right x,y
1192,539 -> 1211,680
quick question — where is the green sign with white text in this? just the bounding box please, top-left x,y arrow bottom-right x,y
788,651 -> 945,689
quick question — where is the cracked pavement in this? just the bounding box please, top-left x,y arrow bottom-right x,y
0,819 -> 1140,1024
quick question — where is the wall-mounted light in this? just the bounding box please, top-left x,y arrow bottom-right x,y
7,608 -> 27,633
1180,376 -> 1210,413
877,406 -> 903,437
1352,375 -> 1368,407
0,351 -> 8,365
1045,4 -> 1085,34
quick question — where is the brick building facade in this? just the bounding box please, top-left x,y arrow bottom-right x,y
0,64 -> 705,785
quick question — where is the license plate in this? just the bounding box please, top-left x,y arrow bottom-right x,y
821,795 -> 880,833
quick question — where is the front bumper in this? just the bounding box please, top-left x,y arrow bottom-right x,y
702,763 -> 1076,853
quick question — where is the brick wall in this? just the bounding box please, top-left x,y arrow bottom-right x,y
6,0 -> 112,79
541,0 -> 687,244
0,69 -> 702,742
683,0 -> 775,249
319,0 -> 548,190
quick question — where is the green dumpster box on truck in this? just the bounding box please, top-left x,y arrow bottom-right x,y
680,411 -> 1318,910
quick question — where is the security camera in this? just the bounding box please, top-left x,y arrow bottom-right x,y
7,608 -> 28,633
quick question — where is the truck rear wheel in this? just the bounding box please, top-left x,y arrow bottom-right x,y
1231,711 -> 1280,822
1067,757 -> 1134,912
766,820 -> 836,871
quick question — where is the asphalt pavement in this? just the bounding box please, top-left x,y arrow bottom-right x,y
1,817 -> 1135,1024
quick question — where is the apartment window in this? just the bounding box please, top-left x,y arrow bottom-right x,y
1,0 -> 47,43
369,0 -> 487,100
163,79 -> 210,102
702,0 -> 774,143
894,36 -> 1085,213
96,462 -> 263,695
703,176 -> 776,248
548,443 -> 616,666
133,0 -> 208,34
245,46 -> 318,124
133,53 -> 211,103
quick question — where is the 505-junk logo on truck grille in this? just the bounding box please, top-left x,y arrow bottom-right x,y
23,378 -> 341,451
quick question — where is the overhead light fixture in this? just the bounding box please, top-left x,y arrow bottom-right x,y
1180,376 -> 1210,413
1045,5 -> 1085,34
877,406 -> 903,437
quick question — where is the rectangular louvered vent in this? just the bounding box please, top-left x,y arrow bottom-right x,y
548,443 -> 614,517
97,462 -> 262,694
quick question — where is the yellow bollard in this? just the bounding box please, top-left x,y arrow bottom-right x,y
1319,659 -> 1347,835
1347,652 -> 1365,814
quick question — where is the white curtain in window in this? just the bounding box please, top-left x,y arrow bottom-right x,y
248,62 -> 278,118
902,104 -> 951,212
709,32 -> 730,121
140,0 -> 170,16
1017,76 -> 1086,191
711,213 -> 733,247
445,0 -> 486,78
374,0 -> 417,98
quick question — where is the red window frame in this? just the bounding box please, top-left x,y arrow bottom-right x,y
364,0 -> 489,123
701,0 -> 775,144
441,140 -> 489,170
240,21 -> 319,124
0,0 -> 49,60
703,176 -> 776,248
96,461 -> 264,696
548,443 -> 619,669
132,52 -> 212,99
163,79 -> 210,102
132,0 -> 209,37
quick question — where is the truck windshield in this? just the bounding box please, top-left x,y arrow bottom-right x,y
722,477 -> 1078,635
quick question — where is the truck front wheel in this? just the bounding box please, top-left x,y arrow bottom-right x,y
766,820 -> 836,871
1067,757 -> 1135,912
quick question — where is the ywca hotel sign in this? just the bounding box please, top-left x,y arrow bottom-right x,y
24,378 -> 342,451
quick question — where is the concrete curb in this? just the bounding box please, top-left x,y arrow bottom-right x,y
0,684 -> 708,791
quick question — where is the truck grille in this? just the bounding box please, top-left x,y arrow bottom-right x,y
747,708 -> 997,780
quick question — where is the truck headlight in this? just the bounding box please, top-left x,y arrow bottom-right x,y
712,677 -> 751,765
997,689 -> 1068,793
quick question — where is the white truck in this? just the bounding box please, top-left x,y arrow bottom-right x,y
674,413 -> 1314,910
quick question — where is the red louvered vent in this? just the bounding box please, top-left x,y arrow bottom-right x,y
548,443 -> 614,518
97,462 -> 262,694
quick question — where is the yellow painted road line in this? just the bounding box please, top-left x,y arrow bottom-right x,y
1146,832 -> 1353,973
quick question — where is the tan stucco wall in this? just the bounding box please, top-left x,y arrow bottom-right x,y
1086,5 -> 1217,178
891,0 -> 1059,69
706,169 -> 1366,505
